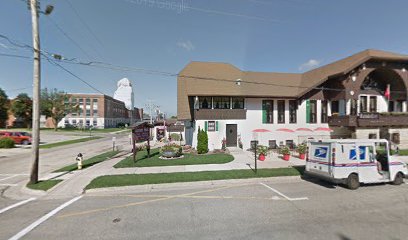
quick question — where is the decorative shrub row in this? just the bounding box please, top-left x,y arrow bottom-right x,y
0,137 -> 15,148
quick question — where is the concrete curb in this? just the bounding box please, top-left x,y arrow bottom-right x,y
84,175 -> 303,195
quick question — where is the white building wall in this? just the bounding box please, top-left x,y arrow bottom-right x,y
191,98 -> 331,151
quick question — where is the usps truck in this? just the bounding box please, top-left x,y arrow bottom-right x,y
305,139 -> 408,189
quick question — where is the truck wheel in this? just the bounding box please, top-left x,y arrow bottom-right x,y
346,174 -> 360,190
392,172 -> 404,185
22,140 -> 29,145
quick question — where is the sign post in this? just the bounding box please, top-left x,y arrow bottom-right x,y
251,140 -> 258,173
131,122 -> 153,163
112,137 -> 116,152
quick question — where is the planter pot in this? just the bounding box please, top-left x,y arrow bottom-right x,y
283,154 -> 290,161
162,151 -> 178,158
299,153 -> 305,160
258,154 -> 266,161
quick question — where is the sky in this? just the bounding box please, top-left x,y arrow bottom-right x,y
1,0 -> 408,116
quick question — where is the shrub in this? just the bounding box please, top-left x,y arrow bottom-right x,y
170,133 -> 181,141
0,137 -> 15,148
197,128 -> 208,154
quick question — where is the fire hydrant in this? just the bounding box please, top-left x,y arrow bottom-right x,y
76,153 -> 83,170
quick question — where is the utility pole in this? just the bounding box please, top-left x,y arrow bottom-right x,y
29,0 -> 41,184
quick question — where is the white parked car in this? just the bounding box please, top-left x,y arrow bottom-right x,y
305,139 -> 408,189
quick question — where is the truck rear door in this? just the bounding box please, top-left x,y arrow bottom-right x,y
307,142 -> 332,176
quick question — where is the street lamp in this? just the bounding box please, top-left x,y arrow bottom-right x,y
235,78 -> 242,86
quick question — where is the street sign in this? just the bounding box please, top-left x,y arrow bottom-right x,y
132,127 -> 150,143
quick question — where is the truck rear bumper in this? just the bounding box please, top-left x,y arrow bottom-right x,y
304,170 -> 346,185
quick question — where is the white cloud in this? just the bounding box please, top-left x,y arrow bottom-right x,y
299,59 -> 321,71
177,40 -> 195,51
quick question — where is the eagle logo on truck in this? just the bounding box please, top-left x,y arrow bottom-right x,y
314,147 -> 328,159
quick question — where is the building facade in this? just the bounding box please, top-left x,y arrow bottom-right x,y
178,49 -> 408,150
59,93 -> 142,128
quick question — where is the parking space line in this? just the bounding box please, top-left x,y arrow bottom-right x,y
0,184 -> 18,186
8,196 -> 82,240
0,198 -> 36,214
259,183 -> 308,201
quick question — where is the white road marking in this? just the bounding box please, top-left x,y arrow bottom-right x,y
0,174 -> 29,176
8,196 -> 83,240
0,198 -> 36,214
259,183 -> 308,201
0,184 -> 18,186
0,175 -> 18,182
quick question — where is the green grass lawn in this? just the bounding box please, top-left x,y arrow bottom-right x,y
113,148 -> 234,168
27,180 -> 62,191
39,136 -> 102,149
86,167 -> 304,189
54,150 -> 120,172
40,128 -> 128,133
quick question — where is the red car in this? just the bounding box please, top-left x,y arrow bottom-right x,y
0,131 -> 32,145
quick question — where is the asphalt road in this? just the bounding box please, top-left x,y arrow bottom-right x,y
1,178 -> 407,240
0,131 -> 130,198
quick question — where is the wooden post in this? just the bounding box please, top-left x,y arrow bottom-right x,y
132,130 -> 137,163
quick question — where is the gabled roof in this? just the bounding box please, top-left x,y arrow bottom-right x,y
177,49 -> 408,120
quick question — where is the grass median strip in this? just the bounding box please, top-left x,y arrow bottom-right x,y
86,167 -> 304,189
27,180 -> 62,191
114,149 -> 234,168
39,136 -> 102,149
54,150 -> 120,172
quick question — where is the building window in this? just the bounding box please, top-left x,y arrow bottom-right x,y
93,120 -> 97,126
232,97 -> 244,109
277,100 -> 285,124
350,99 -> 357,115
369,96 -> 377,112
396,100 -> 403,112
72,119 -> 77,126
389,101 -> 395,112
331,101 -> 339,114
199,97 -> 212,109
321,100 -> 328,123
289,100 -> 297,124
360,96 -> 368,113
86,109 -> 91,117
207,121 -> 216,131
262,100 -> 273,124
213,97 -> 230,109
268,140 -> 277,149
93,109 -> 98,117
86,120 -> 90,126
307,100 -> 317,123
368,133 -> 377,139
86,98 -> 91,105
392,133 -> 400,144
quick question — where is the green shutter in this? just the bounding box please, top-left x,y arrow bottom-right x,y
306,100 -> 310,123
204,121 -> 208,132
262,100 -> 267,123
216,121 -> 219,131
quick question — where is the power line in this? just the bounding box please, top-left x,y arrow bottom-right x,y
45,16 -> 95,60
0,33 -> 382,94
65,0 -> 105,48
0,52 -> 31,59
43,54 -> 106,95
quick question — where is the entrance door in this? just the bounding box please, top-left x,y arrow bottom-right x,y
226,124 -> 237,147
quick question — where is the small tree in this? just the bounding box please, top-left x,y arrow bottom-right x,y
0,88 -> 9,128
11,93 -> 33,129
40,88 -> 76,131
197,128 -> 208,154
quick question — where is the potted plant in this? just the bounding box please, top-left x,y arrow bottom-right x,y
297,143 -> 307,160
160,143 -> 183,158
280,146 -> 291,161
257,145 -> 268,161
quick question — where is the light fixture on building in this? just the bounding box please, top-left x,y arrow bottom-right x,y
350,90 -> 355,96
235,78 -> 242,86
402,68 -> 407,72
351,75 -> 357,82
362,64 -> 366,70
